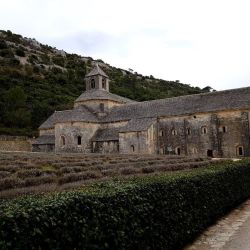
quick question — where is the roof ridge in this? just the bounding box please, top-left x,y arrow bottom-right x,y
147,86 -> 250,103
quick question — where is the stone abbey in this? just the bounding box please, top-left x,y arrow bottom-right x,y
33,64 -> 250,157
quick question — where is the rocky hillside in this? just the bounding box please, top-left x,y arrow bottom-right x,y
0,30 -> 204,136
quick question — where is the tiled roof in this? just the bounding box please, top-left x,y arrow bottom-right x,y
119,118 -> 156,132
39,87 -> 250,130
75,89 -> 135,104
91,127 -> 120,141
39,105 -> 99,129
92,118 -> 156,141
103,87 -> 250,122
85,64 -> 108,78
32,135 -> 55,145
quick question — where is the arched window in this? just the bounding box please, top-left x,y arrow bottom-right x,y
186,128 -> 191,135
159,130 -> 164,137
201,126 -> 208,134
102,78 -> 106,89
60,136 -> 66,147
160,147 -> 165,154
91,78 -> 95,89
175,147 -> 181,155
172,129 -> 177,136
131,145 -> 135,152
237,146 -> 244,156
77,136 -> 81,145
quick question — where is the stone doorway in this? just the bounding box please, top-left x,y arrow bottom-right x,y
207,149 -> 213,157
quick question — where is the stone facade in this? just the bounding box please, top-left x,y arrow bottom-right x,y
0,135 -> 32,152
33,64 -> 250,158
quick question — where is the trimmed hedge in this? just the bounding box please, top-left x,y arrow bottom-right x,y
0,160 -> 250,250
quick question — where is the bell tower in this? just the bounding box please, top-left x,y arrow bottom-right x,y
85,63 -> 110,92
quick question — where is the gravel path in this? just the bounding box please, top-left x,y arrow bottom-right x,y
184,199 -> 250,250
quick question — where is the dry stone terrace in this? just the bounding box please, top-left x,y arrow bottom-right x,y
0,152 -> 212,199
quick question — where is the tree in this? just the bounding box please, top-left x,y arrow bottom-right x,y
202,86 -> 214,92
4,86 -> 31,127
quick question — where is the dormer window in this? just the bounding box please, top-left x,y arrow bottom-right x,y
102,78 -> 106,89
91,79 -> 95,89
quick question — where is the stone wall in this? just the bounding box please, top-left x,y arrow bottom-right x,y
40,128 -> 54,136
93,141 -> 119,154
0,135 -> 32,152
157,110 -> 250,157
55,122 -> 100,153
119,130 -> 150,154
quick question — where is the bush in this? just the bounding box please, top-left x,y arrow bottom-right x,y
17,169 -> 42,178
0,177 -> 23,191
0,160 -> 250,249
58,171 -> 102,185
15,48 -> 25,57
0,40 -> 8,49
0,48 -> 14,58
0,171 -> 11,178
24,176 -> 54,187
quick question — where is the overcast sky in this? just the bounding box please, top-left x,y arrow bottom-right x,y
1,0 -> 250,90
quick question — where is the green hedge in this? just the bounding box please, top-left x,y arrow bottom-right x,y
0,160 -> 250,250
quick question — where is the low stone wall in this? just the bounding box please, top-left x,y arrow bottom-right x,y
0,135 -> 32,152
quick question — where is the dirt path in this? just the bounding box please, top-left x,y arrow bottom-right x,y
184,199 -> 250,250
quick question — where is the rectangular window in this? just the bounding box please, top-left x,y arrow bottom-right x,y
77,136 -> 81,145
100,103 -> 105,112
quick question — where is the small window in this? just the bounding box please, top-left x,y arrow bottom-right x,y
172,129 -> 177,136
91,78 -> 95,89
219,126 -> 227,133
159,130 -> 164,137
60,136 -> 65,146
160,147 -> 165,154
193,115 -> 196,118
186,128 -> 191,135
131,145 -> 135,152
237,146 -> 244,156
102,78 -> 106,89
201,126 -> 208,134
100,103 -> 104,112
193,147 -> 198,154
77,136 -> 81,145
175,147 -> 181,155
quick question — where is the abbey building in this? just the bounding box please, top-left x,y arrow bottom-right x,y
33,64 -> 250,157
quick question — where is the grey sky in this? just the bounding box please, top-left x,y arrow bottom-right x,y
1,0 -> 250,90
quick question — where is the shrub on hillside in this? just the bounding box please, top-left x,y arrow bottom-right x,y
15,48 -> 25,57
0,48 -> 14,58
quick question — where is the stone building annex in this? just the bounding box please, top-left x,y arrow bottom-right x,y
33,64 -> 250,157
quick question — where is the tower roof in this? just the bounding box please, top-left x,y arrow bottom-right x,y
85,63 -> 108,78
75,89 -> 135,104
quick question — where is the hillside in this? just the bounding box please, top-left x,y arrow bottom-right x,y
0,30 -> 204,136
